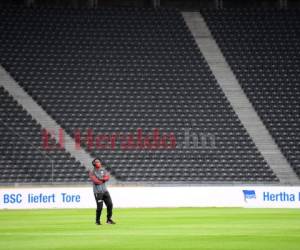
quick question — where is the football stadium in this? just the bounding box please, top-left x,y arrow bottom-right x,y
0,0 -> 300,249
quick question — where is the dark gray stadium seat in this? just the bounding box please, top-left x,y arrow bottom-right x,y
202,8 -> 300,178
0,6 -> 279,183
0,87 -> 88,183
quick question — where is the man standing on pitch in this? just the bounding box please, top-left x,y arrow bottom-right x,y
89,158 -> 116,225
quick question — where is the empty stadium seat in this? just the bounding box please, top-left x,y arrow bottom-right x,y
0,6 -> 279,183
202,8 -> 300,178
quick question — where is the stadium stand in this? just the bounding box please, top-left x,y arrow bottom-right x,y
0,86 -> 88,183
202,8 -> 300,178
0,6 -> 278,183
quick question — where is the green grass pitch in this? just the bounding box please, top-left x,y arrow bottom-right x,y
0,208 -> 300,250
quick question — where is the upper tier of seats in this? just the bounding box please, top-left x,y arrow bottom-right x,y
0,7 -> 278,183
0,87 -> 88,183
202,8 -> 300,178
